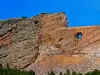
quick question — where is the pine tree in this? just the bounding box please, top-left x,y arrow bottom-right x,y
66,69 -> 71,75
29,70 -> 36,75
48,71 -> 55,75
59,72 -> 63,75
72,71 -> 77,75
78,72 -> 83,75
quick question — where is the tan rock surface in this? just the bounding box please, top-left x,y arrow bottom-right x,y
0,12 -> 100,75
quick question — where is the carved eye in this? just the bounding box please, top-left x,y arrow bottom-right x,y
76,32 -> 82,39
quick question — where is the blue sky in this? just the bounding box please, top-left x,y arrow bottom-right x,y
0,0 -> 100,27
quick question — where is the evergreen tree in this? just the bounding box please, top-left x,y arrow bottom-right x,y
48,71 -> 55,75
59,72 -> 63,75
66,69 -> 71,75
29,70 -> 36,75
72,71 -> 77,75
22,16 -> 27,19
78,72 -> 83,75
85,72 -> 91,75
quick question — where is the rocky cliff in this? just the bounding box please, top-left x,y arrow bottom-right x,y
0,12 -> 100,75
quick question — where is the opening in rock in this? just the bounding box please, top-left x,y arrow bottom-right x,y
34,20 -> 38,24
55,44 -> 61,48
76,32 -> 82,39
59,38 -> 63,42
0,64 -> 2,68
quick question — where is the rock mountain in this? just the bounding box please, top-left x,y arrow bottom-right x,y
0,12 -> 100,75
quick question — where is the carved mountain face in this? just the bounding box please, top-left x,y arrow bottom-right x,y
0,12 -> 100,75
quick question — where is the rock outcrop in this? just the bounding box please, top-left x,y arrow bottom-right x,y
0,12 -> 100,75
0,16 -> 41,69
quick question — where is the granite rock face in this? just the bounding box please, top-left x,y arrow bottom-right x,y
0,12 -> 100,75
0,16 -> 42,69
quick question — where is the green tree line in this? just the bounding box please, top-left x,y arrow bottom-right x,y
0,66 -> 100,75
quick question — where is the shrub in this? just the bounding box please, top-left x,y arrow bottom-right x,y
72,71 -> 77,75
59,72 -> 63,75
1,67 -> 100,75
0,67 -> 36,75
48,71 -> 55,75
22,16 -> 27,19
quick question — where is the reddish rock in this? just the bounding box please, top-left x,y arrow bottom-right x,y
0,12 -> 100,75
